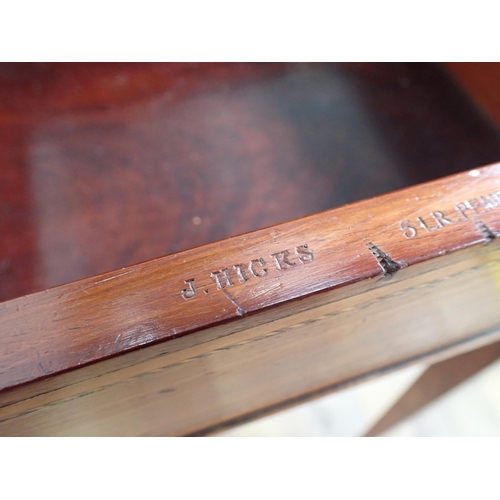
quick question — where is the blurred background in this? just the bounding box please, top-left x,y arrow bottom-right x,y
1,63 -> 500,435
220,359 -> 500,436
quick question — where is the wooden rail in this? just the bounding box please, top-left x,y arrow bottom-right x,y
1,163 -> 500,435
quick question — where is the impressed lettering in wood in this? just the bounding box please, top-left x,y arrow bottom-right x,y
1,163 -> 500,435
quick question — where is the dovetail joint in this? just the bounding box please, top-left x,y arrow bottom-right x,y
476,221 -> 497,244
366,242 -> 400,277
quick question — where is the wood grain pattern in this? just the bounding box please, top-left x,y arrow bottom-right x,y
364,64 -> 500,436
364,63 -> 500,436
3,63 -> 500,435
1,163 -> 500,435
2,235 -> 500,436
3,63 -> 500,303
2,162 -> 500,391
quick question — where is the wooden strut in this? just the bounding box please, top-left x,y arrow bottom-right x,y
1,163 -> 500,435
364,339 -> 500,437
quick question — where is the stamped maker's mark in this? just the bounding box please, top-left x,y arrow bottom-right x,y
180,244 -> 314,307
399,188 -> 500,240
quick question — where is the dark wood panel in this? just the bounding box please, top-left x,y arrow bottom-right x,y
445,63 -> 500,127
2,63 -> 500,303
2,162 -> 500,391
0,64 -> 500,433
1,163 -> 500,436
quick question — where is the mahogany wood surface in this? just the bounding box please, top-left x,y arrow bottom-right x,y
2,249 -> 500,435
1,164 -> 500,435
2,63 -> 500,303
2,162 -> 500,391
359,63 -> 500,436
446,63 -> 500,127
2,63 -> 500,435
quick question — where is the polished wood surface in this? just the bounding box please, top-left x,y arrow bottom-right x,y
361,63 -> 500,436
2,63 -> 500,303
2,163 -> 500,392
446,63 -> 500,127
2,63 -> 500,435
3,247 -> 500,435
2,164 -> 500,435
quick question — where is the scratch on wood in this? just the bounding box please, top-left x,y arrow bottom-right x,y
222,290 -> 248,316
94,270 -> 134,285
159,388 -> 175,394
366,242 -> 400,277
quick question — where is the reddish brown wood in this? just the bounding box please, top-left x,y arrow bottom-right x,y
2,63 -> 500,303
366,63 -> 500,437
2,162 -> 500,393
2,165 -> 500,435
369,64 -> 500,437
445,63 -> 500,127
2,63 -> 500,435
365,340 -> 500,436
